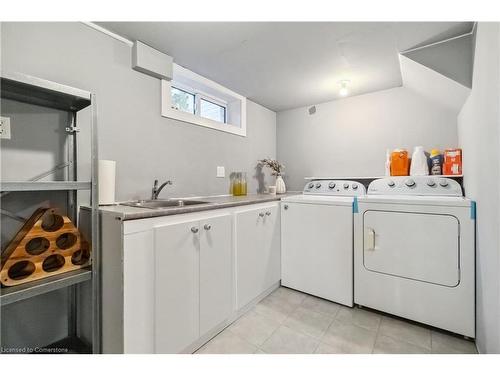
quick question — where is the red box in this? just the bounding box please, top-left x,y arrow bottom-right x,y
443,149 -> 462,175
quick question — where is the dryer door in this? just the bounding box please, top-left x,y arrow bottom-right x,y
363,210 -> 460,287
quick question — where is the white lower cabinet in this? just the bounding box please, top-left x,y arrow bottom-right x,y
199,215 -> 232,337
98,201 -> 280,354
235,203 -> 280,310
154,219 -> 200,354
122,230 -> 155,354
154,213 -> 232,353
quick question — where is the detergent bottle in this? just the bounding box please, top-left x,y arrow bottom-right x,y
410,146 -> 429,176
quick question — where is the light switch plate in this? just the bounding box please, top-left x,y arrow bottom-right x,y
216,166 -> 225,178
0,117 -> 11,139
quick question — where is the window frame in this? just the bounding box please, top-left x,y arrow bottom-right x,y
198,95 -> 227,124
170,85 -> 196,114
171,82 -> 228,124
162,64 -> 247,137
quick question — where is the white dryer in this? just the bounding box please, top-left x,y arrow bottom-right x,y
281,180 -> 366,306
354,176 -> 475,337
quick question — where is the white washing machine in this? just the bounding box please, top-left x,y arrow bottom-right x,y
281,180 -> 366,306
354,176 -> 475,337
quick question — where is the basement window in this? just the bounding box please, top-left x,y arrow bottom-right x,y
170,86 -> 227,124
171,86 -> 195,114
162,64 -> 247,137
200,97 -> 226,123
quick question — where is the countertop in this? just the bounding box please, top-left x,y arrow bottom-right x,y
89,193 -> 300,221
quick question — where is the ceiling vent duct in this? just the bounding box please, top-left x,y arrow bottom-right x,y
132,41 -> 173,81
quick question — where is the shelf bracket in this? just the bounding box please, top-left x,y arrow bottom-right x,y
0,162 -> 71,198
0,208 -> 27,222
65,125 -> 80,133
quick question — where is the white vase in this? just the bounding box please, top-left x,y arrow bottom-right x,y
275,175 -> 286,194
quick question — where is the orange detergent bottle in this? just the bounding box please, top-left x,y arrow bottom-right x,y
390,149 -> 410,176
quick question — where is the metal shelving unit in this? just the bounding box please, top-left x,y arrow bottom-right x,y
0,72 -> 100,353
1,71 -> 92,111
0,268 -> 92,306
1,181 -> 92,192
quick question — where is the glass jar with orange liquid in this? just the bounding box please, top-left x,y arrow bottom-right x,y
230,172 -> 247,196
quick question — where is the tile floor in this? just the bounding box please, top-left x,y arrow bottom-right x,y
195,287 -> 477,354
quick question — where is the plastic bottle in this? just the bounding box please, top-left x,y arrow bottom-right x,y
430,149 -> 443,175
410,146 -> 429,176
385,149 -> 391,176
390,149 -> 409,176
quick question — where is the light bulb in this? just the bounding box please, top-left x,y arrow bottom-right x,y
339,80 -> 349,97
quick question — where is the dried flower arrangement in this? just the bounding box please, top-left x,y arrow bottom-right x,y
258,158 -> 285,176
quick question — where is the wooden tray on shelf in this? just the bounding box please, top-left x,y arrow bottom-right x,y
1,207 -> 91,287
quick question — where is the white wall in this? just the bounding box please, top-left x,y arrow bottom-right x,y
458,22 -> 500,354
0,21 -> 276,349
277,86 -> 458,190
0,22 -> 277,200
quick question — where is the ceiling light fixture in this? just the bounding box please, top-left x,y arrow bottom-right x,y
339,80 -> 350,97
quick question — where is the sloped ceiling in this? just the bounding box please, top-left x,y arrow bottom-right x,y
96,22 -> 474,111
399,54 -> 471,113
402,34 -> 474,88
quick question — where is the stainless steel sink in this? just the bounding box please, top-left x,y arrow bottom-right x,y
120,199 -> 209,209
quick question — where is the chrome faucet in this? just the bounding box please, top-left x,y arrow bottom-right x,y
151,179 -> 173,200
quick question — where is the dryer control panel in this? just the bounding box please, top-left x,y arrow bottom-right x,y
303,180 -> 367,196
368,176 -> 463,196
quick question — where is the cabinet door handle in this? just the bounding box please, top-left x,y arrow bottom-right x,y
191,227 -> 199,233
265,211 -> 271,216
283,204 -> 289,210
204,224 -> 211,231
259,212 -> 265,217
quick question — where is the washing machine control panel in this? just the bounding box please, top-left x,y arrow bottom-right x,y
303,180 -> 366,196
368,176 -> 463,196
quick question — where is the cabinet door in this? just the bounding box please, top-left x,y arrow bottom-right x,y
235,207 -> 263,309
199,214 -> 233,336
154,220 -> 200,353
235,204 -> 279,310
123,230 -> 155,354
261,204 -> 281,291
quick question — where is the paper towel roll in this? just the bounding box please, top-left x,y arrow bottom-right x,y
98,160 -> 116,205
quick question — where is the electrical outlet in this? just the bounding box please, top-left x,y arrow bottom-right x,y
216,166 -> 225,178
0,117 -> 11,139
